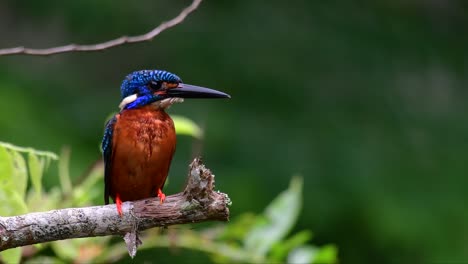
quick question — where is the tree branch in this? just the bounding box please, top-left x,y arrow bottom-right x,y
0,158 -> 230,257
0,0 -> 202,56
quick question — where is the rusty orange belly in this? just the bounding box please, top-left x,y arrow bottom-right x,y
109,106 -> 176,202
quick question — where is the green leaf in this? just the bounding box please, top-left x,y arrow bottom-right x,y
11,151 -> 27,198
1,248 -> 22,264
287,245 -> 338,264
51,237 -> 110,262
27,187 -> 61,212
0,145 -> 14,189
0,189 -> 14,215
8,189 -> 28,215
0,186 -> 27,216
51,239 -> 78,261
58,147 -> 72,195
172,115 -> 203,139
0,147 -> 28,215
244,176 -> 303,257
23,256 -> 65,264
219,213 -> 258,241
270,230 -> 312,261
287,245 -> 316,264
313,244 -> 338,264
0,141 -> 58,160
28,151 -> 44,197
69,161 -> 104,207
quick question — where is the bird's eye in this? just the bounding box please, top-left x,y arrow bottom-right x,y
149,81 -> 162,90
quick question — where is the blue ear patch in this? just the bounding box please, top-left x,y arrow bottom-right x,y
124,94 -> 163,110
120,70 -> 182,99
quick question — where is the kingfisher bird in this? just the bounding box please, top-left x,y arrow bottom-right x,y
102,69 -> 230,216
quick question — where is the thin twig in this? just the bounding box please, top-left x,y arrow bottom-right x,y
0,141 -> 58,160
0,0 -> 202,56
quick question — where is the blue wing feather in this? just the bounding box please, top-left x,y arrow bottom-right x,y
102,115 -> 117,204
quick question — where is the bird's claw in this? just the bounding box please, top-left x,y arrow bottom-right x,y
157,189 -> 166,204
116,194 -> 123,217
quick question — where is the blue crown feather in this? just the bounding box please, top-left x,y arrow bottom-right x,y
120,70 -> 182,99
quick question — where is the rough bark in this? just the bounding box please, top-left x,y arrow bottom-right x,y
0,158 -> 230,256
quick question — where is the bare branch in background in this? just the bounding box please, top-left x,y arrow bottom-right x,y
0,0 -> 202,56
0,158 -> 230,258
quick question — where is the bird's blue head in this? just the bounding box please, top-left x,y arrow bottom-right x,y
119,69 -> 230,110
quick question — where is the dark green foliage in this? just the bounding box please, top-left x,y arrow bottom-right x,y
1,1 -> 468,263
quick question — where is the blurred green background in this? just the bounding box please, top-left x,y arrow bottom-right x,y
1,0 -> 467,263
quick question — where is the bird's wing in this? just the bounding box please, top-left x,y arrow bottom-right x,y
102,115 -> 118,204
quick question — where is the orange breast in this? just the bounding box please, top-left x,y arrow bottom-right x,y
110,106 -> 176,202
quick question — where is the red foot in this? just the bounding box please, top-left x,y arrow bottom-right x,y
157,188 -> 166,204
115,194 -> 123,217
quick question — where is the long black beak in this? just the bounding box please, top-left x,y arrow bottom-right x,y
167,83 -> 230,99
